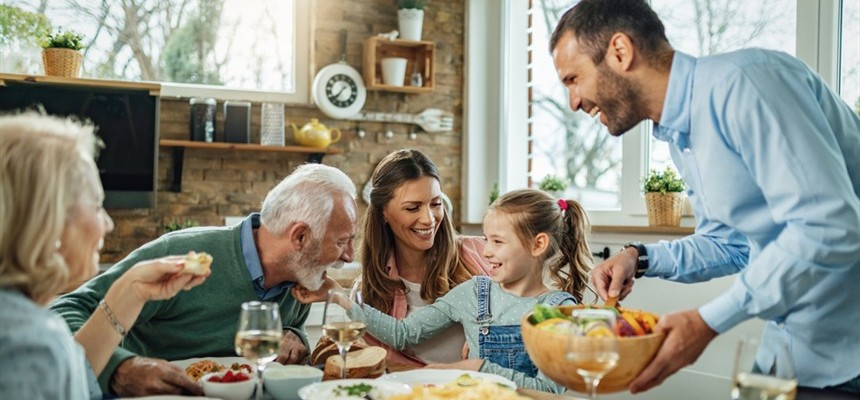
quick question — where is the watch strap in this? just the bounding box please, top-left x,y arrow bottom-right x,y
624,242 -> 649,278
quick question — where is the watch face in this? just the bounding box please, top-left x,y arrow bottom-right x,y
325,74 -> 358,108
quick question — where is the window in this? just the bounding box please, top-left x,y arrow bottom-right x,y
1,0 -> 311,103
840,0 -> 860,113
528,0 -> 855,225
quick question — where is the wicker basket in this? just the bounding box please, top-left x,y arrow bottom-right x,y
644,192 -> 685,227
42,48 -> 82,78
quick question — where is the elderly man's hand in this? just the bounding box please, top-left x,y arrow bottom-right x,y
291,275 -> 341,304
111,356 -> 202,397
629,309 -> 718,393
275,329 -> 308,365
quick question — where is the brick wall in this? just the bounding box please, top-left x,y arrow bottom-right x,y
103,0 -> 466,262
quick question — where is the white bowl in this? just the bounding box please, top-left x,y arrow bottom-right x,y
200,371 -> 256,400
297,379 -> 411,400
263,365 -> 323,400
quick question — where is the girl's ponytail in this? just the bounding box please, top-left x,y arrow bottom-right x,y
549,199 -> 593,303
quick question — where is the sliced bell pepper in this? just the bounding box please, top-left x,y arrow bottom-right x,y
621,312 -> 646,336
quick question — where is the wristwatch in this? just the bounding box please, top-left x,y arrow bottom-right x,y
623,242 -> 649,278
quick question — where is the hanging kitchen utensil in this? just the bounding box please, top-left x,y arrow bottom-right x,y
346,108 -> 454,133
312,29 -> 367,119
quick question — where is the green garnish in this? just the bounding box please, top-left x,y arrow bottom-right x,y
333,383 -> 374,396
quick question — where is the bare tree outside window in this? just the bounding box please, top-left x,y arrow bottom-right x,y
0,0 -> 296,92
530,0 -> 800,209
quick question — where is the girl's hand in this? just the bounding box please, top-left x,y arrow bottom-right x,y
125,256 -> 210,303
291,275 -> 342,304
424,359 -> 485,371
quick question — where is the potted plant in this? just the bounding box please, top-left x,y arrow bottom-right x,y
40,28 -> 84,78
537,174 -> 567,198
396,0 -> 425,41
162,219 -> 198,235
642,167 -> 686,227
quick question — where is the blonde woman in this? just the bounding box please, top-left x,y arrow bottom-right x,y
0,112 -> 209,399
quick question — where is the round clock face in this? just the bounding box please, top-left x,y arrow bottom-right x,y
326,74 -> 358,108
312,62 -> 367,119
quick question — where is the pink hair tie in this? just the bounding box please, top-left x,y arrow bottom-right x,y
557,199 -> 568,211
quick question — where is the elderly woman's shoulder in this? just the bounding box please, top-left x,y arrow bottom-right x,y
0,290 -> 73,350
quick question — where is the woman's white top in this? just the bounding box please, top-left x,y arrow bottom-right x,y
401,278 -> 466,364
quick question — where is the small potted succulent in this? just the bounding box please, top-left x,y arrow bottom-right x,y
537,174 -> 567,198
642,167 -> 686,227
396,0 -> 425,41
40,28 -> 85,78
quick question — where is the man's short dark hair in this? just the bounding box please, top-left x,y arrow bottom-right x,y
549,0 -> 670,65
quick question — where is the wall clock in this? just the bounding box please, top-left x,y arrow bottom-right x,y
312,30 -> 366,119
312,62 -> 366,119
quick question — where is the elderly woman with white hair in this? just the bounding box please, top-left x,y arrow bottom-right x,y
0,112 -> 209,399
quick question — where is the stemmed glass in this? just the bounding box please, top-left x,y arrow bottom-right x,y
321,281 -> 366,379
235,301 -> 283,400
566,309 -> 621,400
732,337 -> 797,400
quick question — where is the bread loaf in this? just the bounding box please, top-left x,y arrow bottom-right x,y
322,346 -> 387,381
309,335 -> 368,366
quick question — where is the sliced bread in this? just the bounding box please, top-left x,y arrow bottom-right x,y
310,335 -> 368,366
322,346 -> 387,380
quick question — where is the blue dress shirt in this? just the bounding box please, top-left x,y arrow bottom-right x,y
648,50 -> 860,387
240,213 -> 294,301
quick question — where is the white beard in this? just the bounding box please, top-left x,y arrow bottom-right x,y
289,240 -> 343,290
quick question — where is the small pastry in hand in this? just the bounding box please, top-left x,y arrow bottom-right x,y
183,251 -> 213,275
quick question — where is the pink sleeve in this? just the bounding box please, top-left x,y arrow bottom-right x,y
458,236 -> 491,275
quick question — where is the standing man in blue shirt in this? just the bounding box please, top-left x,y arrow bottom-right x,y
550,0 -> 860,394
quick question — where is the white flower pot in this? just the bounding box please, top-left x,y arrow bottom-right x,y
381,57 -> 408,86
398,8 -> 424,41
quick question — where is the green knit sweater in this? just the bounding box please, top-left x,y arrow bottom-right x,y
49,224 -> 311,393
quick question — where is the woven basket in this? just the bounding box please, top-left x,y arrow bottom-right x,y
644,192 -> 685,227
42,48 -> 82,78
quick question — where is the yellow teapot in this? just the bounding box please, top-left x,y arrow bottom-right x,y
290,118 -> 342,148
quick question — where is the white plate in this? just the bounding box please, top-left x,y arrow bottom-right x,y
118,396 -> 220,400
297,379 -> 411,400
378,369 -> 517,389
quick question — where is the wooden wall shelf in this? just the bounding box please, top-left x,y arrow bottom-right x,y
363,37 -> 435,93
159,139 -> 342,192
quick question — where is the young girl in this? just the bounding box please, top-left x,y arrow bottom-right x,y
296,189 -> 592,393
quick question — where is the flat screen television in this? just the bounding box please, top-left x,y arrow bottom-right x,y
0,81 -> 159,208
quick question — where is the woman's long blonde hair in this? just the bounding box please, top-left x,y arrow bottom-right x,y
0,111 -> 99,304
360,149 -> 472,313
488,189 -> 593,303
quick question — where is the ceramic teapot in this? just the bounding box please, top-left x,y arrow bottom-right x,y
290,118 -> 342,148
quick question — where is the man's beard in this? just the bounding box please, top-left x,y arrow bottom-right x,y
288,239 -> 344,290
595,62 -> 647,136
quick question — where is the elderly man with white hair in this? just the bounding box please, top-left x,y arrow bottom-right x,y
51,163 -> 358,397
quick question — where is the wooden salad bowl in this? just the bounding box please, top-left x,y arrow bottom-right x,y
521,304 -> 665,393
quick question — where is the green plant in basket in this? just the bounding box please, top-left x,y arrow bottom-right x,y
642,167 -> 685,194
396,0 -> 425,9
40,28 -> 84,50
163,219 -> 198,234
537,174 -> 567,193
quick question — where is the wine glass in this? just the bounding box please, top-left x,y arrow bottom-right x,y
732,337 -> 797,400
235,301 -> 283,400
566,309 -> 620,400
321,282 -> 366,379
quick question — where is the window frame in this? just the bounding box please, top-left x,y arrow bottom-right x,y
161,0 -> 312,103
463,0 -> 848,227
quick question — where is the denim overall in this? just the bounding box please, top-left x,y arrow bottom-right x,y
475,276 -> 575,377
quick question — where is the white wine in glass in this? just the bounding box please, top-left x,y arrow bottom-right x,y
732,338 -> 797,400
235,301 -> 283,400
321,283 -> 365,379
567,309 -> 620,400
